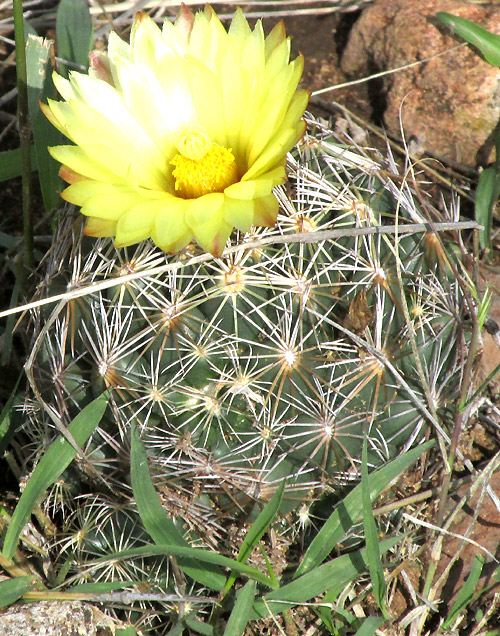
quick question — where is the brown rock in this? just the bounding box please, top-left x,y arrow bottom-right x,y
341,0 -> 500,166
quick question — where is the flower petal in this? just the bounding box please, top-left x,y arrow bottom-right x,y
130,11 -> 162,67
223,196 -> 255,233
49,145 -> 119,184
64,181 -> 164,221
114,200 -> 164,246
84,217 -> 118,237
225,166 -> 285,199
243,121 -> 306,181
253,192 -> 280,227
152,198 -> 193,253
185,192 -> 231,255
183,57 -> 228,147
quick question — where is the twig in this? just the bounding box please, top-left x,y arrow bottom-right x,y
310,98 -> 475,202
0,221 -> 480,320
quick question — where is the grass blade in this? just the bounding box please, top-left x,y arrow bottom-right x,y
2,392 -> 109,559
26,34 -> 62,212
295,440 -> 434,578
474,165 -> 500,251
56,0 -> 92,76
224,480 -> 285,592
85,545 -> 274,588
0,148 -> 37,181
0,576 -> 34,608
130,423 -> 225,590
442,554 -> 484,629
237,480 -> 284,564
437,12 -> 500,67
361,437 -> 387,617
354,616 -> 385,635
254,536 -> 402,617
185,615 -> 213,635
224,581 -> 256,636
0,372 -> 23,455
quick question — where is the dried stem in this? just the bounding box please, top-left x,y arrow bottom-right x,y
13,0 -> 34,275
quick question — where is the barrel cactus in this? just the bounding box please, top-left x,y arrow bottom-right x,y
26,116 -> 469,542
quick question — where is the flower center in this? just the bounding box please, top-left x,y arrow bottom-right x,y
170,131 -> 239,199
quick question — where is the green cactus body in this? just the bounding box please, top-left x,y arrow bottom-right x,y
26,123 -> 469,577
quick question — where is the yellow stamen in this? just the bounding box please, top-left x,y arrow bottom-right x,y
170,132 -> 239,199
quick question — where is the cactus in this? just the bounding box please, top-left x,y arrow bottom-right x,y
23,120 -> 470,627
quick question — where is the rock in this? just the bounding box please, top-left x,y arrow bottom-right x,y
0,601 -> 120,636
341,0 -> 500,167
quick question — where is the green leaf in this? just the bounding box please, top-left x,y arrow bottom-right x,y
26,35 -> 62,212
115,628 -> 137,636
437,12 -> 500,67
224,581 -> 256,636
165,622 -> 189,636
475,166 -> 500,251
56,0 -> 92,77
0,372 -> 23,454
354,616 -> 386,635
130,423 -> 225,590
295,440 -> 434,578
253,536 -> 402,617
2,279 -> 21,366
0,148 -> 37,182
314,582 -> 349,632
224,480 -> 285,592
2,392 -> 109,559
184,615 -> 213,635
0,576 -> 34,608
86,545 -> 274,588
0,232 -> 19,249
442,554 -> 484,629
361,437 -> 387,617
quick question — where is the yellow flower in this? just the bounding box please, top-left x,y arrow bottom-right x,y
42,5 -> 308,256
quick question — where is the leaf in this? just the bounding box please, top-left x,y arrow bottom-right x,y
86,545 -> 274,588
26,35 -> 62,211
294,440 -> 434,578
2,279 -> 21,365
0,576 -> 34,608
56,0 -> 93,77
354,616 -> 386,635
0,372 -> 23,455
475,165 -> 500,251
437,12 -> 500,67
253,536 -> 402,617
2,392 -> 109,559
115,628 -> 138,636
361,437 -> 387,617
0,148 -> 37,182
224,480 -> 285,592
184,615 -> 214,635
166,622 -> 189,636
442,554 -> 484,629
224,581 -> 256,636
130,423 -> 225,590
